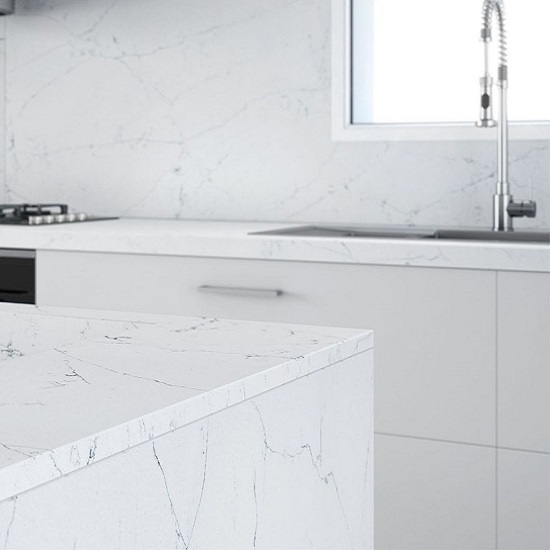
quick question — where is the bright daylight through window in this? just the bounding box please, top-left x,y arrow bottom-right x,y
351,0 -> 550,124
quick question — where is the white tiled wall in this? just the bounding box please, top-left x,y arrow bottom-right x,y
0,0 -> 548,228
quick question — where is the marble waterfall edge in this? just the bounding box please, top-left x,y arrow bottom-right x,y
0,306 -> 374,549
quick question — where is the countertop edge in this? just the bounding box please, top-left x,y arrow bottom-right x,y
0,330 -> 373,502
32,236 -> 550,274
1,219 -> 548,273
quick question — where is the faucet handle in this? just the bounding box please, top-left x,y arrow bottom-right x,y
477,77 -> 497,127
507,199 -> 537,218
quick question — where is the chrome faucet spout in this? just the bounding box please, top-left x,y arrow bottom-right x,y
478,0 -> 536,231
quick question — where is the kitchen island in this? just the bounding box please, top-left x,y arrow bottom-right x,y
0,305 -> 373,550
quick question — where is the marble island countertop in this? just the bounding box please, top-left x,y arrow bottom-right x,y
0,218 -> 548,272
0,304 -> 373,503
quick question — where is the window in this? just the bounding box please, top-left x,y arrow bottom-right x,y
332,0 -> 550,140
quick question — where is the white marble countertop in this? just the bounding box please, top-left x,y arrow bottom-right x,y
0,304 -> 373,502
0,218 -> 548,272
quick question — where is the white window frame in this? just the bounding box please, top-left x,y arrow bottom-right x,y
331,0 -> 550,141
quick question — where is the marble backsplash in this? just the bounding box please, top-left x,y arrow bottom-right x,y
0,0 -> 548,229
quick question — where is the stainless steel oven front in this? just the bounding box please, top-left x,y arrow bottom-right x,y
0,248 -> 35,304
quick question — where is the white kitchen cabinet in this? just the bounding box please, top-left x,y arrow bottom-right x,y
496,272 -> 550,550
497,449 -> 550,550
375,434 -> 496,550
37,249 -> 549,550
37,250 -> 496,446
497,271 -> 550,453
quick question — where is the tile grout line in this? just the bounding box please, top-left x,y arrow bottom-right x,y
495,270 -> 499,550
374,430 -> 550,456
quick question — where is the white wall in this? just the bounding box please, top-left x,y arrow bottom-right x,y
0,0 -> 548,228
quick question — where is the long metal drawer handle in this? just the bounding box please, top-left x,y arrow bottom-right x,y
198,285 -> 284,298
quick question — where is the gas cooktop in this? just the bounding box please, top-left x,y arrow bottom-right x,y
0,204 -> 118,226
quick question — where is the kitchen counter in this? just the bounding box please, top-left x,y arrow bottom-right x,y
0,304 -> 373,549
0,218 -> 548,272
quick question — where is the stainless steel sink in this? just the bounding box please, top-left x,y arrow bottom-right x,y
433,229 -> 550,243
251,226 -> 550,243
252,226 -> 437,239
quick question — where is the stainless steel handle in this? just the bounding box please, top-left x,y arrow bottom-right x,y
198,285 -> 283,298
507,199 -> 537,218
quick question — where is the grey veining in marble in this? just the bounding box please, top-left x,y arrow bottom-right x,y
0,219 -> 548,273
0,306 -> 372,503
0,0 -> 548,229
0,348 -> 374,549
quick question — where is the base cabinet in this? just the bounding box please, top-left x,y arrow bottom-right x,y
36,250 -> 550,550
497,271 -> 550,454
375,434 -> 496,550
497,450 -> 550,550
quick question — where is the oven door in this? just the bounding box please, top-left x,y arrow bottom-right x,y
0,249 -> 35,304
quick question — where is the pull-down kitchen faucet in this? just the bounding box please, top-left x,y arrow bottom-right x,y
477,0 -> 536,231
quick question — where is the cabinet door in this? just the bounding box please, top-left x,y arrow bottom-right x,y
351,266 -> 496,446
36,250 -> 331,321
497,449 -> 550,550
497,271 -> 550,453
375,434 -> 496,550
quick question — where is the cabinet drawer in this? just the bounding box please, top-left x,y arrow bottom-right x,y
37,251 -> 329,321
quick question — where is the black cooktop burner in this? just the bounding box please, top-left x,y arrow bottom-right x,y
0,203 -> 117,225
0,203 -> 68,218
